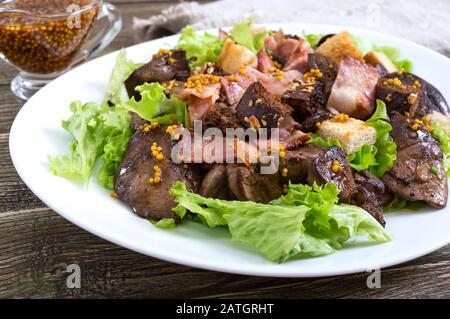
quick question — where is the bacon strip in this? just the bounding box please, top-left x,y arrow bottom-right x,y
327,56 -> 379,119
171,127 -> 309,164
257,49 -> 274,73
221,66 -> 303,105
188,96 -> 216,124
177,83 -> 221,122
264,31 -> 313,73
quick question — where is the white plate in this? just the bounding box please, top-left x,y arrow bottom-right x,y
9,23 -> 450,277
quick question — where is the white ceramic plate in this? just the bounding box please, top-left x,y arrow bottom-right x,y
9,24 -> 450,277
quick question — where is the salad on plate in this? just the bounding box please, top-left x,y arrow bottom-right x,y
48,20 -> 450,263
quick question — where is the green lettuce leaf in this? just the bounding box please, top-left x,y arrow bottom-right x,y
292,32 -> 414,72
49,101 -> 106,185
50,49 -> 141,189
303,33 -> 324,49
366,100 -> 397,177
350,33 -> 413,72
372,44 -> 413,72
384,196 -> 425,212
151,218 -> 177,229
271,182 -> 340,230
170,182 -> 391,262
103,49 -> 143,106
328,204 -> 392,243
276,182 -> 391,249
431,121 -> 450,176
224,205 -> 336,262
123,82 -> 190,127
176,25 -> 224,68
96,109 -> 133,189
307,102 -> 396,177
170,181 -> 330,262
306,134 -> 342,148
49,101 -> 131,187
350,34 -> 373,56
347,144 -> 378,171
230,18 -> 267,53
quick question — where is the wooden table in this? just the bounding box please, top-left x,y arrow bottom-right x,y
1,0 -> 450,299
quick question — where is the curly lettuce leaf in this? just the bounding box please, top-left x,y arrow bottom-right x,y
50,48 -> 142,189
346,100 -> 397,176
151,218 -> 177,229
271,182 -> 339,208
225,205 -> 335,262
96,110 -> 133,189
307,102 -> 396,177
176,25 -> 224,68
431,121 -> 450,176
49,101 -> 106,185
277,182 -> 391,249
49,101 -> 131,188
303,33 -> 324,49
271,182 -> 340,230
170,182 -> 391,262
384,196 -> 425,212
299,32 -> 413,72
350,34 -> 373,56
350,34 -> 413,72
306,134 -> 342,148
123,82 -> 190,127
328,204 -> 392,243
347,144 -> 378,171
230,18 -> 267,53
103,49 -> 143,106
171,182 -> 331,262
372,44 -> 413,72
366,100 -> 397,177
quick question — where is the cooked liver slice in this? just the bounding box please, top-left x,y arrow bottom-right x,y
199,164 -> 234,200
383,113 -> 448,208
308,146 -> 357,203
125,50 -> 190,100
306,53 -> 338,100
115,126 -> 200,221
226,164 -> 283,204
285,144 -> 357,203
353,171 -> 392,226
236,82 -> 300,133
383,72 -> 450,118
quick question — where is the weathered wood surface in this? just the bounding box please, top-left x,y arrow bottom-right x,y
1,0 -> 450,299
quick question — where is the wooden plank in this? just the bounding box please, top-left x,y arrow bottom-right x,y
0,135 -> 45,212
0,89 -> 22,134
1,207 -> 450,299
2,0 -> 450,299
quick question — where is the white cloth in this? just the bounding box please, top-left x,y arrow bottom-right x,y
133,0 -> 450,56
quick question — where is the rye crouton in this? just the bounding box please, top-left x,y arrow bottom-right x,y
216,39 -> 257,74
317,115 -> 377,154
429,111 -> 450,126
316,32 -> 362,63
364,51 -> 398,74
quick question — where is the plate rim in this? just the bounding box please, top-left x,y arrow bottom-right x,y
9,23 -> 450,278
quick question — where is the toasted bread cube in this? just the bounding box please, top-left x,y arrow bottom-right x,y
317,116 -> 377,154
429,111 -> 450,126
216,39 -> 257,74
316,32 -> 362,63
365,51 -> 398,73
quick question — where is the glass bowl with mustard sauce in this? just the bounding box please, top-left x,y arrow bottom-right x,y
0,0 -> 122,100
